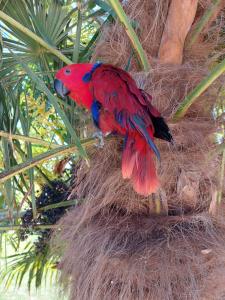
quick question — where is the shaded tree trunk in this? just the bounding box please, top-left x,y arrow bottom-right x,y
158,0 -> 198,64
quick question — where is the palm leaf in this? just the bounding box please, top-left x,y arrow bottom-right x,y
0,0 -> 73,85
0,137 -> 95,184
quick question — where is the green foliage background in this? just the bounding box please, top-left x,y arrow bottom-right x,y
0,0 -> 113,294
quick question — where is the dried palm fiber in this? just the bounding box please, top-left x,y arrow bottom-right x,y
52,136 -> 224,300
53,207 -> 225,300
92,0 -> 224,68
52,0 -> 225,299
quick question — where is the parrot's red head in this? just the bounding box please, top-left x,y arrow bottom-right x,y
54,63 -> 95,109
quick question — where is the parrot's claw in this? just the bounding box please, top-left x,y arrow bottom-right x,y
92,131 -> 104,148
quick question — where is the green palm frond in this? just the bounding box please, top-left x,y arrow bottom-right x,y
0,0 -> 74,83
0,242 -> 58,290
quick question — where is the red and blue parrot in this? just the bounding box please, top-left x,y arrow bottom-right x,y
54,63 -> 172,196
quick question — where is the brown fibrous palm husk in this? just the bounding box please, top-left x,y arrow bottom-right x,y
53,209 -> 225,300
51,1 -> 225,299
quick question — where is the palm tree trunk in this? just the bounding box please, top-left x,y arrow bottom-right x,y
158,0 -> 198,64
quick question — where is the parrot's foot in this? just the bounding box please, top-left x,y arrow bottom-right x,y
92,131 -> 104,148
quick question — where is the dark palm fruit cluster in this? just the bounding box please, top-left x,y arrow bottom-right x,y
20,180 -> 74,254
33,231 -> 51,255
36,180 -> 69,223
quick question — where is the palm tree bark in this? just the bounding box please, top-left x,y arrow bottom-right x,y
158,0 -> 198,64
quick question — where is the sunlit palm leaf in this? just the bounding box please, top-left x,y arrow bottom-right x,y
0,243 -> 58,290
0,0 -> 74,84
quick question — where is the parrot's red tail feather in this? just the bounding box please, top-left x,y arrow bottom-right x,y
122,136 -> 136,179
131,146 -> 160,196
122,135 -> 160,196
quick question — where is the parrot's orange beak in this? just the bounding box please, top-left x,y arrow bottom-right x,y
54,79 -> 70,98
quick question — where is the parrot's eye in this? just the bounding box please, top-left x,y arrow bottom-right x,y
64,69 -> 71,75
